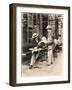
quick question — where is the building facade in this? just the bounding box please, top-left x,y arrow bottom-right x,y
21,13 -> 63,56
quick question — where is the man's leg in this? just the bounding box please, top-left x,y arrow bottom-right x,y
47,50 -> 53,65
51,50 -> 54,64
29,53 -> 36,69
36,53 -> 39,59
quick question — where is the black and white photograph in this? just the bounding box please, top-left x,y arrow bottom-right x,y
9,4 -> 70,86
21,13 -> 63,77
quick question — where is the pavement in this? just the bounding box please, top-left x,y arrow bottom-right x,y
21,51 -> 63,77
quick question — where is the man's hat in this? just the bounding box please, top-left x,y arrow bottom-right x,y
46,25 -> 52,30
32,33 -> 38,39
41,37 -> 48,43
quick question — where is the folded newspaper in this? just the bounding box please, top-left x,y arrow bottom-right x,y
29,47 -> 42,52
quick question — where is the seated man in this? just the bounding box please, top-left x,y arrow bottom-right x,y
38,36 -> 48,60
29,33 -> 41,69
38,37 -> 48,49
29,33 -> 50,69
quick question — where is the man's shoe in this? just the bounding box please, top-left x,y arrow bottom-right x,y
51,62 -> 53,64
29,65 -> 33,69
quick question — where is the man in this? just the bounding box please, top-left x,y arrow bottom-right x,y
53,34 -> 62,53
46,25 -> 54,65
29,33 -> 41,69
38,36 -> 48,60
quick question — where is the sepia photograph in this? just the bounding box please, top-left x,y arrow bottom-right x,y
21,13 -> 63,77
9,4 -> 70,86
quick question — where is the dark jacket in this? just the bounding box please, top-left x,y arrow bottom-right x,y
32,37 -> 41,48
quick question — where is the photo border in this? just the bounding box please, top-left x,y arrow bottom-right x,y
9,3 -> 70,86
